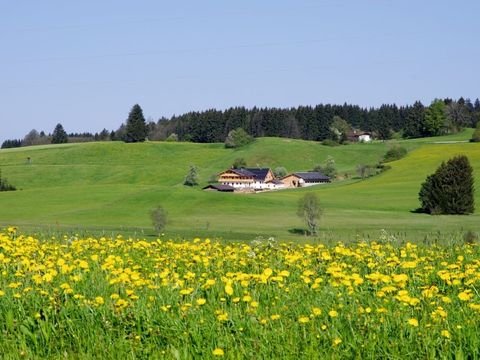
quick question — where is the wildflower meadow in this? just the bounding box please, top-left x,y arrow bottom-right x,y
0,227 -> 479,359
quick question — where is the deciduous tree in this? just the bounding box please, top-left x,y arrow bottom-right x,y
297,193 -> 323,235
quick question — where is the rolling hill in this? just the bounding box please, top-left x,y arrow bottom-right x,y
0,130 -> 478,241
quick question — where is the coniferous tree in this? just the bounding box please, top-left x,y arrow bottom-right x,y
419,155 -> 475,214
51,123 -> 68,144
184,165 -> 199,186
125,104 -> 147,142
403,101 -> 425,138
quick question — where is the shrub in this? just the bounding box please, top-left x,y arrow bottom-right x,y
470,123 -> 480,142
165,133 -> 179,142
224,128 -> 253,148
383,146 -> 407,162
418,155 -> 475,214
232,158 -> 247,169
314,156 -> 337,179
0,170 -> 16,191
273,167 -> 287,178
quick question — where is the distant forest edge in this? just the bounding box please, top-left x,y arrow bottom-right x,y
3,97 -> 480,148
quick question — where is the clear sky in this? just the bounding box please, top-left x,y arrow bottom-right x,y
1,0 -> 479,144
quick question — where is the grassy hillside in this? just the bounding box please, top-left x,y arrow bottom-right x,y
0,133 -> 478,241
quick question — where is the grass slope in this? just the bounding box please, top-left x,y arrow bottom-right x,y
0,133 -> 478,241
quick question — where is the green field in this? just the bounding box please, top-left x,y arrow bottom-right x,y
0,128 -> 478,242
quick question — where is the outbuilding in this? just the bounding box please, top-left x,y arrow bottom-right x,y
202,184 -> 235,192
282,172 -> 330,188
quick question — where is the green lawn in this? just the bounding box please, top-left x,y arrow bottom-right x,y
0,133 -> 479,242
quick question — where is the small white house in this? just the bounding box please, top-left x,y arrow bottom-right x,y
358,133 -> 372,142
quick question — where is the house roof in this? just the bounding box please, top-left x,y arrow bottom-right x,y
293,172 -> 330,181
230,168 -> 271,181
267,179 -> 284,185
202,184 -> 235,192
347,130 -> 371,138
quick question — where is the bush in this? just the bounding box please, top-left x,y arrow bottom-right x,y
232,158 -> 247,169
224,128 -> 253,148
419,155 -> 475,214
0,170 -> 16,191
470,124 -> 480,142
165,133 -> 179,142
314,156 -> 337,179
273,167 -> 287,178
383,146 -> 407,162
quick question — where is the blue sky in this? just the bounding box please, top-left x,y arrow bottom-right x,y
1,0 -> 479,144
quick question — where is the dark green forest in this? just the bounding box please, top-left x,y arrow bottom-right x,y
3,97 -> 480,148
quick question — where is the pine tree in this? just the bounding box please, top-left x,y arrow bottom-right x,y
125,104 -> 147,142
184,165 -> 198,186
419,155 -> 475,214
51,123 -> 68,144
403,101 -> 425,138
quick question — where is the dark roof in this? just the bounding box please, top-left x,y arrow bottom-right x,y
232,168 -> 270,181
202,184 -> 235,192
294,172 -> 330,182
268,179 -> 284,185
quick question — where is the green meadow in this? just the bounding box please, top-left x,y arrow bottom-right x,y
0,128 -> 478,242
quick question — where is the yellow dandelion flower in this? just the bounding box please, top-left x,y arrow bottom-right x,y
95,296 -> 104,305
441,330 -> 451,339
458,291 -> 473,301
224,284 -> 234,296
242,295 -> 252,303
312,307 -> 322,316
328,310 -> 338,318
196,298 -> 206,306
298,316 -> 310,324
408,318 -> 419,327
333,338 -> 342,346
270,314 -> 281,320
179,288 -> 193,295
212,348 -> 224,356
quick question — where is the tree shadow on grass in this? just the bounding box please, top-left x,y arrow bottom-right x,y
410,207 -> 426,214
288,228 -> 312,236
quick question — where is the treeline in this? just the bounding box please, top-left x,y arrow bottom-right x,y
146,97 -> 480,143
3,97 -> 480,149
1,127 -> 113,149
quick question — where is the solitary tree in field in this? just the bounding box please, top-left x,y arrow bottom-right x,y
150,205 -> 167,234
419,155 -> 474,214
125,104 -> 148,142
51,123 -> 68,144
297,193 -> 323,235
184,165 -> 199,186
